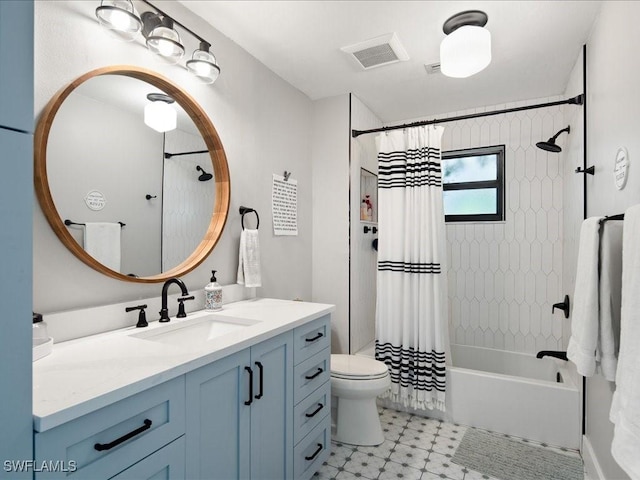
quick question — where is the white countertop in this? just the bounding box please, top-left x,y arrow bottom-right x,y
33,298 -> 334,432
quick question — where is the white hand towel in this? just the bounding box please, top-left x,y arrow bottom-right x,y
598,220 -> 623,381
610,204 -> 640,479
84,222 -> 121,272
567,217 -> 601,377
237,229 -> 262,288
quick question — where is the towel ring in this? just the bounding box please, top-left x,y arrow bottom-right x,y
239,206 -> 259,230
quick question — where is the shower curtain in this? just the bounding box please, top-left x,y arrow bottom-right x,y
375,125 -> 449,412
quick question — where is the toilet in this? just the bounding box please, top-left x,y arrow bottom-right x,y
330,354 -> 391,446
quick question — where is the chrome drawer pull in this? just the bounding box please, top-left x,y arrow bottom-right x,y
305,443 -> 323,461
305,403 -> 324,418
305,368 -> 323,380
305,332 -> 323,343
94,419 -> 152,451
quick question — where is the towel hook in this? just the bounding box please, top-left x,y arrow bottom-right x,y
239,206 -> 260,230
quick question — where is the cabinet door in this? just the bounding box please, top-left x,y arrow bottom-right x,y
109,436 -> 185,480
186,349 -> 251,480
250,332 -> 294,480
0,1 -> 33,132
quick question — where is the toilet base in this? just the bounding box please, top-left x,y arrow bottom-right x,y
333,396 -> 385,446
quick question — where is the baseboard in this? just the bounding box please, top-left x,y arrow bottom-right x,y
582,435 -> 606,480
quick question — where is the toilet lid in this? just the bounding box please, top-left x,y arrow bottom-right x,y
331,354 -> 389,380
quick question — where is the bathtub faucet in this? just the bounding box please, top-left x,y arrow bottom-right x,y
536,350 -> 568,361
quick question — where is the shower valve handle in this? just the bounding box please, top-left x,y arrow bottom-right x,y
552,295 -> 570,319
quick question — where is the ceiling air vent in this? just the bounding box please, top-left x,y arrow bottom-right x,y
424,62 -> 441,75
341,33 -> 409,70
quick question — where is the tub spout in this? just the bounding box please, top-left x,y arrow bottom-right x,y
536,350 -> 568,361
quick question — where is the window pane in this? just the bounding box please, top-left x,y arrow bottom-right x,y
442,155 -> 497,184
443,188 -> 497,216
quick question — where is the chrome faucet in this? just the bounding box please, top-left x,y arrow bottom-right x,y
159,278 -> 190,322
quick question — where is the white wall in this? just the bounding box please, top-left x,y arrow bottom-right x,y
563,2 -> 640,479
34,1 -> 313,324
350,94 -> 382,354
311,94 -> 350,353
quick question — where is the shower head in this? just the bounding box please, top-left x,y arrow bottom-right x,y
196,165 -> 213,182
536,126 -> 570,153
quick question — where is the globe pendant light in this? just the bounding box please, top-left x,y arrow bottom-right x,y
95,0 -> 141,41
440,10 -> 491,79
186,41 -> 221,84
142,13 -> 185,64
144,93 -> 177,133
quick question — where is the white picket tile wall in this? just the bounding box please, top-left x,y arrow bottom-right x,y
440,97 -> 567,354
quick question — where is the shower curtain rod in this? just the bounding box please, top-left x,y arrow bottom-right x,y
164,149 -> 209,159
351,94 -> 584,138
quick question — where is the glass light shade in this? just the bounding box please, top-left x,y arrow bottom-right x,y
144,101 -> 177,133
440,25 -> 491,78
146,20 -> 185,64
95,0 -> 141,41
186,47 -> 221,84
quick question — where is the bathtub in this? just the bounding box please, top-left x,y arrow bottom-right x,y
359,342 -> 581,449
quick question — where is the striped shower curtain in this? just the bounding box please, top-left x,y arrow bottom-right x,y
375,125 -> 449,412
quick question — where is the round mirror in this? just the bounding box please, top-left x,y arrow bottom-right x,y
34,66 -> 230,283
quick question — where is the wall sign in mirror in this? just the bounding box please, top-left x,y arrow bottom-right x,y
614,147 -> 629,190
34,66 -> 230,283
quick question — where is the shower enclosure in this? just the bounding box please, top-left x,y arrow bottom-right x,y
348,93 -> 583,448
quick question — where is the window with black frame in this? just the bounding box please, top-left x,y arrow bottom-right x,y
441,145 -> 505,222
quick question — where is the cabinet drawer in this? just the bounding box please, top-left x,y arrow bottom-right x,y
294,381 -> 330,445
109,436 -> 185,480
35,377 -> 185,479
294,315 -> 330,364
294,348 -> 330,405
294,419 -> 330,480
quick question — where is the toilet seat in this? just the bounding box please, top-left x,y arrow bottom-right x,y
331,354 -> 389,380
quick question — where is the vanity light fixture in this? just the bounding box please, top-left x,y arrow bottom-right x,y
141,12 -> 185,64
95,0 -> 221,83
95,0 -> 142,41
144,93 -> 177,133
440,10 -> 491,78
186,41 -> 221,84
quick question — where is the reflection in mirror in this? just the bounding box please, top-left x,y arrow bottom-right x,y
35,66 -> 230,283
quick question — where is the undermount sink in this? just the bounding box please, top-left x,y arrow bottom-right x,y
130,314 -> 260,348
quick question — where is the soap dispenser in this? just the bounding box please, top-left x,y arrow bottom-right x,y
205,270 -> 223,311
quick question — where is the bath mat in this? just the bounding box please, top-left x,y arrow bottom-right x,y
452,429 -> 583,480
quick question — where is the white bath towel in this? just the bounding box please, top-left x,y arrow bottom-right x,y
610,204 -> 640,479
567,217 -> 601,377
237,229 -> 262,288
598,220 -> 623,381
83,222 -> 121,272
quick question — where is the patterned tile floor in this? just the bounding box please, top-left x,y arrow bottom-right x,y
314,407 -> 585,480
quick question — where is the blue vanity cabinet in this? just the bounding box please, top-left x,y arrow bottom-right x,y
185,331 -> 294,479
34,377 -> 186,479
291,315 -> 332,480
109,437 -> 185,480
0,0 -> 34,132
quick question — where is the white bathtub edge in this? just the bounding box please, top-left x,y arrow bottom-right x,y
583,434 -> 606,480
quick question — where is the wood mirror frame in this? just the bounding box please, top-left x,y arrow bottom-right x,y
34,65 -> 230,283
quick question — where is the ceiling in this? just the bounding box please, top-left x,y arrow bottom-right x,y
179,1 -> 602,123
